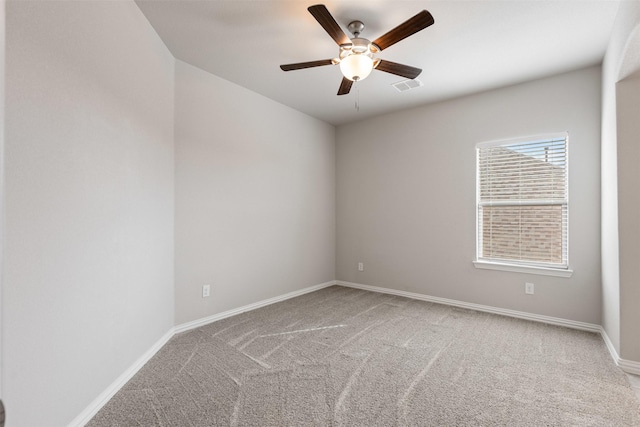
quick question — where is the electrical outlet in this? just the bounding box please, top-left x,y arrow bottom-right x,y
202,284 -> 211,298
358,262 -> 364,272
525,282 -> 534,295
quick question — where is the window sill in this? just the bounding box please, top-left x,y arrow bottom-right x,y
473,260 -> 573,278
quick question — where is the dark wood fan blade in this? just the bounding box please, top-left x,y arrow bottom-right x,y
280,59 -> 333,71
337,77 -> 353,95
308,4 -> 351,46
372,10 -> 434,51
374,60 -> 422,79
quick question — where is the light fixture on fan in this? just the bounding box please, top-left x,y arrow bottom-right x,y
335,23 -> 381,82
339,54 -> 373,81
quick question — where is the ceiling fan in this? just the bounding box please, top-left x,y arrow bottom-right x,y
280,4 -> 435,95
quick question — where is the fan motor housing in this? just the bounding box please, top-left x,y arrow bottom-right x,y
351,37 -> 371,53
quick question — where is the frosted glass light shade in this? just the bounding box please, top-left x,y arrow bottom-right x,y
340,54 -> 373,81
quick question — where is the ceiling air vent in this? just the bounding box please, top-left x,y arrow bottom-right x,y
392,78 -> 423,93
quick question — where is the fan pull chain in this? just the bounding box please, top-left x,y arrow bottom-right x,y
355,84 -> 360,112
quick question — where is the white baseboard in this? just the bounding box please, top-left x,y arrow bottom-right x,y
69,280 -> 337,426
68,327 -> 175,427
601,326 -> 620,362
336,280 -> 601,333
600,327 -> 640,376
70,279 -> 640,425
69,280 -> 336,426
175,280 -> 337,334
618,358 -> 640,376
335,281 -> 640,375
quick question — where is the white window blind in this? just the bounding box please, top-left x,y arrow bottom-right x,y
476,133 -> 568,269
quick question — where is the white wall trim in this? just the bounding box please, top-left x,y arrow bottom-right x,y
69,280 -> 337,425
618,358 -> 640,376
68,280 -> 336,425
472,261 -> 574,278
67,328 -> 175,427
69,279 -> 640,425
601,327 -> 620,364
600,327 -> 640,376
336,281 -> 640,374
175,280 -> 337,334
336,280 -> 600,332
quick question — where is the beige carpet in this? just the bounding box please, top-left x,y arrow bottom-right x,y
88,286 -> 640,426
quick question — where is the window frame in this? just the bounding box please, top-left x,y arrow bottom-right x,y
473,132 -> 573,278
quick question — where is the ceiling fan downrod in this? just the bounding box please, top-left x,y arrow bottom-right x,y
347,20 -> 365,38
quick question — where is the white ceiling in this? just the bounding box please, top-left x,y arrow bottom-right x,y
135,0 -> 620,126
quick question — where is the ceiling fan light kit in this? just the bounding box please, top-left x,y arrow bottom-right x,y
339,54 -> 373,81
280,4 -> 434,95
337,28 -> 380,82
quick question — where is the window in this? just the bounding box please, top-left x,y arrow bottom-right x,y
474,133 -> 571,277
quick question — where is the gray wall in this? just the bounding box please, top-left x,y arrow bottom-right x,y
617,72 -> 640,362
174,61 -> 336,325
4,1 -> 175,425
3,0 -> 637,424
337,66 -> 602,324
601,0 -> 640,358
0,0 -> 5,401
